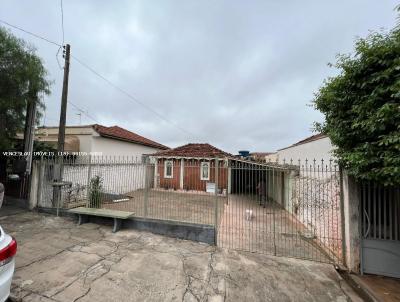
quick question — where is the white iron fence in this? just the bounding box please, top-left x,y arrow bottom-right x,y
34,156 -> 343,264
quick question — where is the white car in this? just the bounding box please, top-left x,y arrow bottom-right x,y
0,226 -> 17,302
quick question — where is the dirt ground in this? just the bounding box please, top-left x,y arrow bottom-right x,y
102,189 -> 226,225
0,207 -> 361,302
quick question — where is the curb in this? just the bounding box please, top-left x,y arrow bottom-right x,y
335,268 -> 377,302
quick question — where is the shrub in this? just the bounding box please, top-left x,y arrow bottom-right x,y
89,175 -> 103,208
313,27 -> 400,186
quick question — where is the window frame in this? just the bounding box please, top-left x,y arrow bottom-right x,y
164,160 -> 173,178
200,161 -> 210,181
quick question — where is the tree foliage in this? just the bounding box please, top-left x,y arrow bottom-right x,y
313,27 -> 400,186
0,27 -> 51,151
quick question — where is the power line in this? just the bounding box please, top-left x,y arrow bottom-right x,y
71,55 -> 201,140
0,19 -> 61,47
0,19 -> 202,141
56,0 -> 66,70
60,0 -> 65,45
56,46 -> 63,69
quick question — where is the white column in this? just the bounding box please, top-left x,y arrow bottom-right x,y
180,159 -> 184,189
154,160 -> 158,188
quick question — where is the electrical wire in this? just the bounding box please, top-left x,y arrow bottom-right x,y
0,19 -> 61,46
68,101 -> 99,124
60,0 -> 65,45
0,19 -> 202,141
56,0 -> 65,70
71,55 -> 201,140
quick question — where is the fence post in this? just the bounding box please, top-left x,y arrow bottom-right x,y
272,166 -> 277,256
86,155 -> 92,207
227,159 -> 231,195
214,158 -> 219,243
28,160 -> 39,210
144,156 -> 149,218
36,157 -> 45,209
52,156 -> 63,216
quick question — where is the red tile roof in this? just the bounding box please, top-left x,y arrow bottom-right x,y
278,133 -> 327,151
93,124 -> 168,150
153,143 -> 231,158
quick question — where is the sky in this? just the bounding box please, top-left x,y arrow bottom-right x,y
0,1 -> 397,153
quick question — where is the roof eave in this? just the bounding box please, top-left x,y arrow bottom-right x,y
97,133 -> 168,150
278,134 -> 328,151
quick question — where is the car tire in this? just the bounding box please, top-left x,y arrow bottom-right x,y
0,183 -> 4,209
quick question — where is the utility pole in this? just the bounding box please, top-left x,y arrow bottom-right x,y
53,44 -> 70,212
57,43 -> 71,153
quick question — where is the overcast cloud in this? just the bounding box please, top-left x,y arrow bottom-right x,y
1,1 -> 397,153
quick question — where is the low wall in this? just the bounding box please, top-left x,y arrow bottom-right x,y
124,217 -> 215,245
37,207 -> 215,245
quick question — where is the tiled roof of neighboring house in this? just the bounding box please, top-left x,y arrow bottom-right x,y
93,124 -> 169,150
153,143 -> 231,158
278,133 -> 327,151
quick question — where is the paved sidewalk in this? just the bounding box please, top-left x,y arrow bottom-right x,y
1,210 -> 358,301
351,274 -> 400,302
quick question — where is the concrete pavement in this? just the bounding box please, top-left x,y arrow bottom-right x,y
0,210 -> 359,301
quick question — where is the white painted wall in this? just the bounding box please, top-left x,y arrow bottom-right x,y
265,153 -> 278,162
76,134 -> 92,152
91,136 -> 162,157
35,126 -> 164,157
277,136 -> 335,163
38,163 -> 148,208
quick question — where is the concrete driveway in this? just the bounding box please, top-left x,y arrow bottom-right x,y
0,208 -> 358,302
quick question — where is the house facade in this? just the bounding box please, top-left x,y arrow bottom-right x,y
264,152 -> 278,162
32,124 -> 168,157
151,143 -> 231,193
276,133 -> 334,163
249,152 -> 275,162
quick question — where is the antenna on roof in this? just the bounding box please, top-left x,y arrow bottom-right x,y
76,112 -> 82,125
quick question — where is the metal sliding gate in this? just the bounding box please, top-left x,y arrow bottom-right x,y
360,183 -> 400,278
217,159 -> 343,264
33,156 -> 343,264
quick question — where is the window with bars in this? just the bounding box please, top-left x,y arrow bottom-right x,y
200,162 -> 210,180
164,160 -> 173,178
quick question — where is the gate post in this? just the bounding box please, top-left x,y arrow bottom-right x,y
341,170 -> 361,272
214,158 -> 219,244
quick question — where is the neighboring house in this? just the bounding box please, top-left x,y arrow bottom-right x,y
264,152 -> 278,162
276,133 -> 334,164
151,143 -> 231,193
249,152 -> 276,162
30,124 -> 169,157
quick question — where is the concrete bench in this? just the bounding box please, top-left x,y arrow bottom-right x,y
68,207 -> 134,233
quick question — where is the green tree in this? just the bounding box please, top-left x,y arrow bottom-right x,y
313,27 -> 400,186
0,27 -> 51,151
